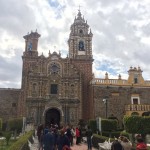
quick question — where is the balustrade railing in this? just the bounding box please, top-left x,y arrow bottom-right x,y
91,78 -> 150,86
125,104 -> 150,111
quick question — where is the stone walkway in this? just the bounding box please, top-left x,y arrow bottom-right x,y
30,136 -> 98,150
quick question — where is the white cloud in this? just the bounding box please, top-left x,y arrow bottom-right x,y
1,0 -> 150,88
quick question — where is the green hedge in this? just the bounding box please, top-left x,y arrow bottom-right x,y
8,130 -> 34,150
123,116 -> 150,135
89,119 -> 97,133
101,119 -> 118,131
102,131 -> 121,138
89,119 -> 118,133
92,134 -> 114,149
120,131 -> 130,139
8,118 -> 23,133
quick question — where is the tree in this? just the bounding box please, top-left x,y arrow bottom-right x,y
123,116 -> 150,142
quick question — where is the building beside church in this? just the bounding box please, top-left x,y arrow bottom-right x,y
0,10 -> 150,126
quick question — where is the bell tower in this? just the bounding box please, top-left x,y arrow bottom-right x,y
68,10 -> 93,59
68,10 -> 94,120
23,30 -> 41,57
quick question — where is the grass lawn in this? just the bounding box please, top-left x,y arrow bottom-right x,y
0,139 -> 17,150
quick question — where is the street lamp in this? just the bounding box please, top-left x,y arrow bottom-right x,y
103,98 -> 108,118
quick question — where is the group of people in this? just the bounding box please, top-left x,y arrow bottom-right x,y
111,135 -> 147,150
37,123 -> 73,150
36,123 -> 93,150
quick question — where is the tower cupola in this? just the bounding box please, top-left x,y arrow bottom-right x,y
68,10 -> 93,59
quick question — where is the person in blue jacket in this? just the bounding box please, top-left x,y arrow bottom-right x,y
43,129 -> 55,150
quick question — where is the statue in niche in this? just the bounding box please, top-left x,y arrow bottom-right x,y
70,111 -> 75,121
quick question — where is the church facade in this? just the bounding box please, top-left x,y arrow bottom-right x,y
0,11 -> 150,126
18,10 -> 94,126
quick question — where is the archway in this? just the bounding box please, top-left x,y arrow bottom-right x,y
45,108 -> 60,126
142,111 -> 150,116
131,112 -> 139,116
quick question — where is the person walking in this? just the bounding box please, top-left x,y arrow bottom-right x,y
75,127 -> 80,145
86,126 -> 93,150
65,125 -> 73,146
57,129 -> 70,150
43,129 -> 55,150
37,124 -> 44,150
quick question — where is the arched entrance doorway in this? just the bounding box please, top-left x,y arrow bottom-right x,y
45,108 -> 60,126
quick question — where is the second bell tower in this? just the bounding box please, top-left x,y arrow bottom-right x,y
68,10 -> 94,120
68,10 -> 93,59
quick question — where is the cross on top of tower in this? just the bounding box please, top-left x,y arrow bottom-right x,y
78,5 -> 82,12
77,5 -> 82,18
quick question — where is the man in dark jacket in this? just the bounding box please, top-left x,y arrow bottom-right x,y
43,129 -> 55,150
57,129 -> 70,150
86,126 -> 93,150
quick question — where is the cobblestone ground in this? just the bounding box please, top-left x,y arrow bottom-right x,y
30,136 -> 98,150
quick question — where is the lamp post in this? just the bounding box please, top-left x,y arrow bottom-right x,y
103,97 -> 108,118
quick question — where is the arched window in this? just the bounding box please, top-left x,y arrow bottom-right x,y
79,41 -> 84,51
79,29 -> 83,34
142,111 -> 150,116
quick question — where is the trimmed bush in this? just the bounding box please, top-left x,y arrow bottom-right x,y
89,119 -> 118,134
102,131 -> 122,138
140,117 -> 150,135
101,119 -> 118,131
123,115 -> 142,134
8,130 -> 34,150
123,116 -> 150,135
89,119 -> 97,133
110,131 -> 121,138
8,118 -> 23,133
120,131 -> 130,139
92,134 -> 114,149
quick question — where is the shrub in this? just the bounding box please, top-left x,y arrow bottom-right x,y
123,116 -> 150,135
92,134 -> 114,149
123,115 -> 142,134
140,117 -> 150,135
8,118 -> 23,133
89,119 -> 97,133
120,131 -> 130,139
101,119 -> 118,131
102,131 -> 121,138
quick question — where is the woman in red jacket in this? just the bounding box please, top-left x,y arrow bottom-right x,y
75,127 -> 80,145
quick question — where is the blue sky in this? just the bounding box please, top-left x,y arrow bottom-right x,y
1,0 -> 150,88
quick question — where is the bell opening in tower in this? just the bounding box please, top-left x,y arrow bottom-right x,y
79,41 -> 84,51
